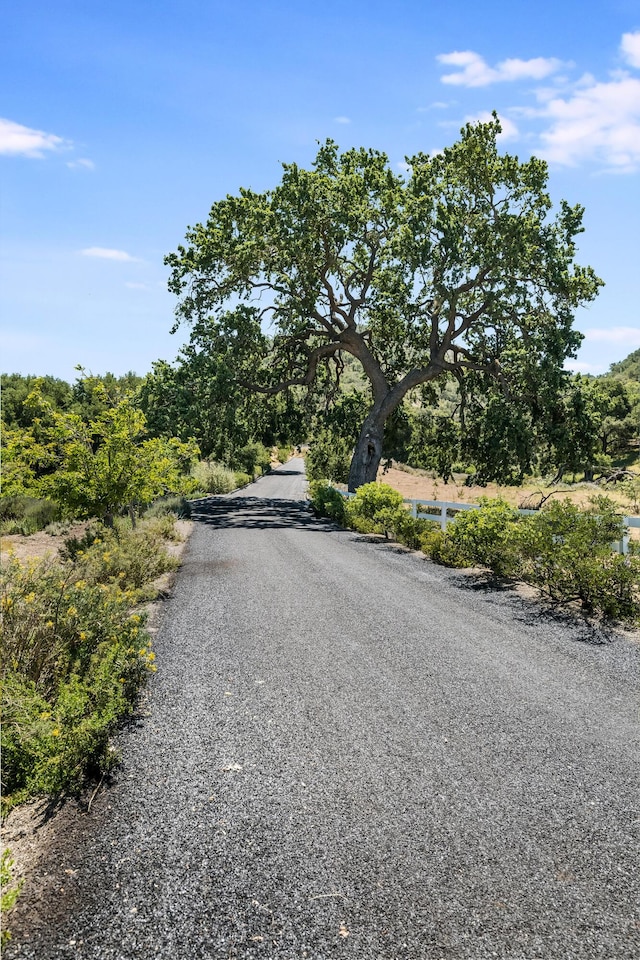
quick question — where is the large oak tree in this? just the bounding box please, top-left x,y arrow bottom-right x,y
166,117 -> 602,490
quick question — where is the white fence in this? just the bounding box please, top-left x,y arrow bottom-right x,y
338,490 -> 640,555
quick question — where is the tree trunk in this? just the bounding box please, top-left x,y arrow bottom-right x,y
348,410 -> 386,492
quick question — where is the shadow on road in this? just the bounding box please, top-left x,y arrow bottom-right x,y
191,496 -> 338,532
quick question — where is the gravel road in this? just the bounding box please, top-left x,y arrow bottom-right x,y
8,460 -> 640,959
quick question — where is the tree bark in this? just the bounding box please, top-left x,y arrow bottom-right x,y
348,413 -> 385,491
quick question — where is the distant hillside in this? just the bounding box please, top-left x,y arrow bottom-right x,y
605,347 -> 640,382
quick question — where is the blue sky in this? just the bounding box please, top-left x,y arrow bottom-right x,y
1,0 -> 640,382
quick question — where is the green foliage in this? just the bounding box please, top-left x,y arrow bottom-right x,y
305,430 -> 352,483
345,482 -> 406,537
167,116 -> 601,491
144,494 -> 192,520
514,497 -> 638,617
139,354 -> 304,464
1,848 -> 23,946
61,524 -> 180,594
407,411 -> 461,482
232,441 -> 271,477
443,498 -> 522,577
191,461 -> 241,494
0,496 -> 61,535
0,517 -> 182,813
621,474 -> 640,514
3,380 -> 199,524
276,444 -> 293,463
1,374 -> 74,429
308,480 -> 347,524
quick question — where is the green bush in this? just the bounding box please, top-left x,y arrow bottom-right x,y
277,444 -> 293,464
0,554 -> 155,812
308,480 -> 347,524
345,482 -> 406,538
443,498 -> 522,577
305,430 -> 352,483
393,513 -> 434,551
0,496 -> 61,535
191,461 -> 238,494
145,494 -> 191,520
417,526 -> 467,566
233,471 -> 251,489
515,497 -> 639,618
232,442 -> 271,478
62,525 -> 179,594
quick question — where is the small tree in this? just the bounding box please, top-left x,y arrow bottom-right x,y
12,382 -> 198,525
167,117 -> 602,491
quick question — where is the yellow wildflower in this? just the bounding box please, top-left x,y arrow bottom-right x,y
79,631 -> 87,641
24,592 -> 36,604
52,729 -> 60,737
45,620 -> 54,629
1,596 -> 14,610
66,606 -> 78,617
74,580 -> 86,589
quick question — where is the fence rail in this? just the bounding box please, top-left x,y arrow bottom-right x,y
338,489 -> 640,555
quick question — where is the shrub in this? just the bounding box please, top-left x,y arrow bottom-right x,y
0,496 -> 61,535
64,525 -> 179,594
277,444 -> 293,464
145,494 -> 191,520
305,431 -> 352,483
232,442 -> 271,477
515,497 -> 639,618
417,526 -> 467,566
234,471 -> 251,489
191,461 -> 238,494
393,514 -> 434,551
345,482 -> 406,538
308,480 -> 347,524
443,498 -> 522,577
0,554 -> 155,812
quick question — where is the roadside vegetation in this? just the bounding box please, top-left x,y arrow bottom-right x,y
0,372 -> 294,937
309,481 -> 640,625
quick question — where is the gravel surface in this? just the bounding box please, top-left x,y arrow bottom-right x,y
6,460 -> 640,959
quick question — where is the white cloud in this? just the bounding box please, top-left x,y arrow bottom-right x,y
0,117 -> 70,158
334,116 -> 351,124
436,33 -> 640,172
67,157 -> 95,171
539,74 -> 640,169
396,161 -> 411,172
125,281 -> 149,290
437,50 -> 563,87
583,326 -> 640,346
81,247 -> 139,262
621,31 -> 640,68
417,101 -> 453,112
465,111 -> 519,140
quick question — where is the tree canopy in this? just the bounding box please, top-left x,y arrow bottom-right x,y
167,116 -> 602,490
2,380 -> 198,524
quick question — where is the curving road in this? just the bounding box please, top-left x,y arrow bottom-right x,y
8,459 -> 640,959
